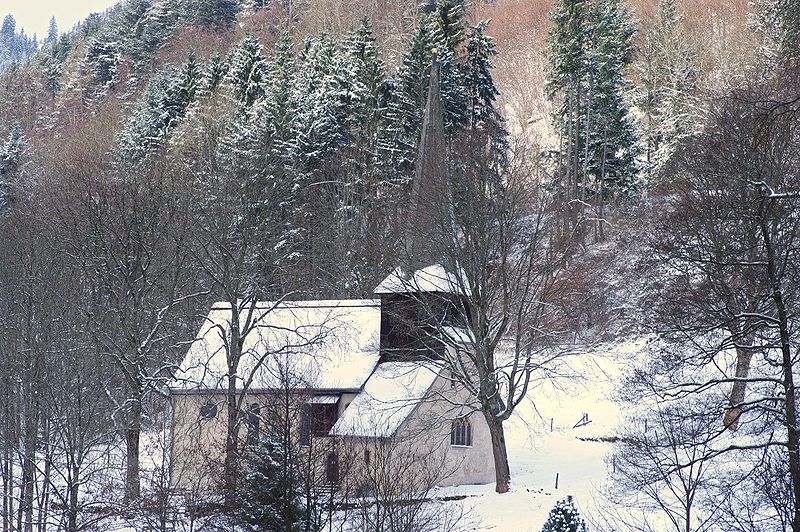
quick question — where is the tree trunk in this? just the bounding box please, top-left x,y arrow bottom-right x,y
68,463 -> 80,532
760,205 -> 800,531
484,413 -> 510,493
223,308 -> 243,510
124,396 -> 142,503
723,345 -> 754,430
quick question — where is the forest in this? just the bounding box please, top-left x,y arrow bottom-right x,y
0,0 -> 799,530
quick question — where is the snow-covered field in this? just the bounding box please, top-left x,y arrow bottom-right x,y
428,340 -> 643,531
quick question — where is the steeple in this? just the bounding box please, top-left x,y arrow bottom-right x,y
403,49 -> 450,276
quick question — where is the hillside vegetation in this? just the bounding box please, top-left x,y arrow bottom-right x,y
0,0 -> 799,530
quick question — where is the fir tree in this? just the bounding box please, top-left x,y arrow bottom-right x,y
84,34 -> 120,90
638,0 -> 698,177
585,0 -> 638,192
0,124 -> 28,209
237,436 -> 317,532
192,0 -> 239,29
464,20 -> 507,150
381,20 -> 434,180
227,35 -> 268,107
206,52 -> 227,92
547,0 -> 639,212
218,31 -> 302,291
44,17 -> 58,50
342,17 -> 387,181
293,34 -> 347,166
0,125 -> 28,180
118,57 -> 202,164
541,497 -> 588,532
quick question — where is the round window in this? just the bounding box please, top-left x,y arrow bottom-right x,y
200,401 -> 218,419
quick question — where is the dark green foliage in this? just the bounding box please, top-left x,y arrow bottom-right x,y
118,55 -> 203,163
0,125 -> 27,179
227,35 -> 268,107
546,0 -> 639,195
206,52 -> 228,92
294,34 -> 347,166
464,20 -> 507,156
238,436 -> 317,532
85,34 -> 120,88
44,17 -> 59,50
541,497 -> 588,532
184,0 -> 240,29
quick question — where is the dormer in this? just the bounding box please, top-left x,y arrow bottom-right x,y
374,264 -> 471,361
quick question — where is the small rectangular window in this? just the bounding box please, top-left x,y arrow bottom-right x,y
246,403 -> 260,445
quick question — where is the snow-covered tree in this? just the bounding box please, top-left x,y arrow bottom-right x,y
293,34 -> 347,167
585,0 -> 638,193
463,20 -> 507,157
44,17 -> 58,50
541,497 -> 588,532
238,436 -> 316,532
227,34 -> 268,107
637,0 -> 699,178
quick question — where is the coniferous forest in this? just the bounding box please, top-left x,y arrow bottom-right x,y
0,0 -> 799,530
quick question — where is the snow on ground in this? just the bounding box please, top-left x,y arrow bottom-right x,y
431,339 -> 646,531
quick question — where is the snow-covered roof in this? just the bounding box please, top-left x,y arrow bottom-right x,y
171,299 -> 382,392
374,264 -> 471,295
329,361 -> 443,438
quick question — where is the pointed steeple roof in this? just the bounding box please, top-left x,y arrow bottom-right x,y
403,50 -> 450,276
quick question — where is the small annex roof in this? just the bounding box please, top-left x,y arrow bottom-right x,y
329,361 -> 443,438
374,264 -> 470,296
171,299 -> 381,392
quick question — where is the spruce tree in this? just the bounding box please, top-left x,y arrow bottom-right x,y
293,34 -> 347,167
638,0 -> 698,177
227,35 -> 268,107
44,17 -> 58,50
381,20 -> 434,180
586,0 -> 638,193
206,52 -> 228,92
541,497 -> 588,532
237,436 -> 316,532
464,20 -> 507,153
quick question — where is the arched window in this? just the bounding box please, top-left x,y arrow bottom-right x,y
450,417 -> 472,447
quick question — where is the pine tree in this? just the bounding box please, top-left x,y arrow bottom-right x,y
464,20 -> 507,151
238,436 -> 316,532
585,0 -> 638,193
44,17 -> 58,50
293,34 -> 347,167
227,35 -> 268,107
541,497 -> 588,532
638,0 -> 698,177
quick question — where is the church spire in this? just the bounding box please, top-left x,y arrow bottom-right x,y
404,49 -> 450,276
